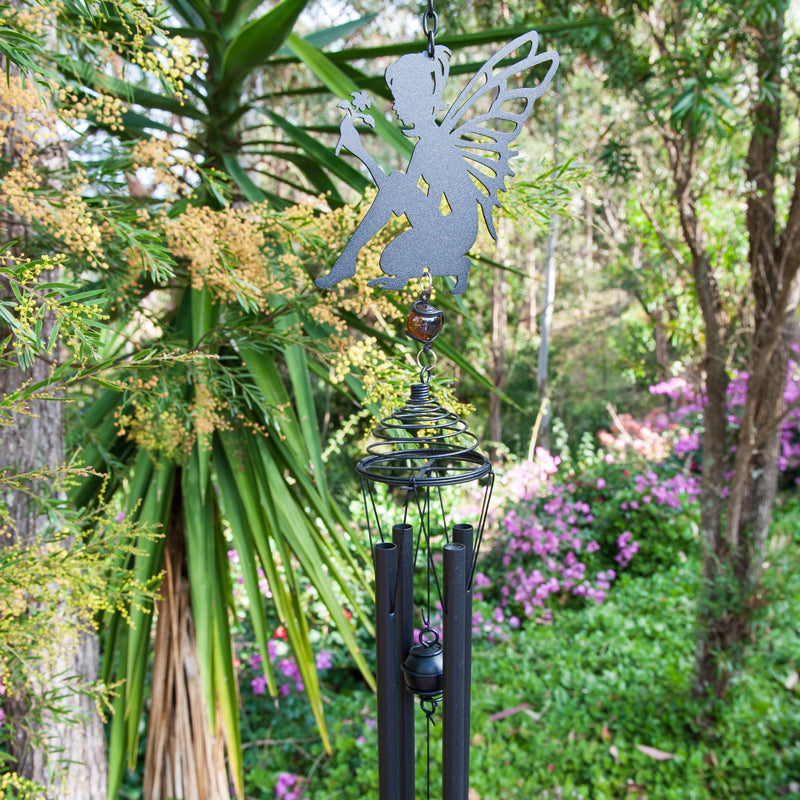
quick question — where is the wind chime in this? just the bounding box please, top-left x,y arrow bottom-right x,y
316,4 -> 559,797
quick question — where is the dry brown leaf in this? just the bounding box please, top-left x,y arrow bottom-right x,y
637,744 -> 677,760
488,702 -> 533,722
601,723 -> 612,741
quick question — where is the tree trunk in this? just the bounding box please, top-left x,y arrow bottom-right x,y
0,273 -> 107,796
688,247 -> 731,700
0,20 -> 107,791
522,237 -> 537,335
537,214 -> 558,452
692,5 -> 800,699
143,486 -> 230,800
664,114 -> 732,698
487,254 -> 508,460
537,76 -> 562,452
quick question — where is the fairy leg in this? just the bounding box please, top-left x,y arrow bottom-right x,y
316,173 -> 410,289
315,206 -> 389,288
367,226 -> 433,291
425,213 -> 477,293
449,257 -> 472,294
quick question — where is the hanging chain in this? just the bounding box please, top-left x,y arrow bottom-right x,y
415,270 -> 436,381
406,267 -> 443,383
422,0 -> 438,57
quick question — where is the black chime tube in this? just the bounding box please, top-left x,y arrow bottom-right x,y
452,523 -> 474,800
393,523 -> 415,800
443,541 -> 467,800
374,541 -> 400,800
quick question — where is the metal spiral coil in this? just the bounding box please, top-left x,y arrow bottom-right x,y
357,382 -> 492,488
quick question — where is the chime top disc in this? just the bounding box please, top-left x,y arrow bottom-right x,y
357,447 -> 491,488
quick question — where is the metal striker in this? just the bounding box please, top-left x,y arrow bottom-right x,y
401,628 -> 444,700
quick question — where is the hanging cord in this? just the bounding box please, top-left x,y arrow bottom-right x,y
411,487 -> 443,629
422,0 -> 437,57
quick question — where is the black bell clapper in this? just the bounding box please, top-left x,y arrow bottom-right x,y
401,630 -> 444,700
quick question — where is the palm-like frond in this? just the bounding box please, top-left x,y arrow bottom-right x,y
75,281 -> 376,796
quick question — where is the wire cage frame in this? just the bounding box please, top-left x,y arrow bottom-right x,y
357,377 -> 495,584
357,380 -> 493,487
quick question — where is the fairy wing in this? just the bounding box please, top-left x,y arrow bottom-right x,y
440,31 -> 559,239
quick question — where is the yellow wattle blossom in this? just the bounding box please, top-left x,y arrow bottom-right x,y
191,370 -> 231,437
0,76 -> 111,269
132,135 -> 195,197
0,75 -> 51,160
130,38 -> 199,100
3,165 -> 108,269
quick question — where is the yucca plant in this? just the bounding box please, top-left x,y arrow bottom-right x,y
45,1 -> 389,796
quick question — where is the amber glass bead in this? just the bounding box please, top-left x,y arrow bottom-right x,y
405,299 -> 444,344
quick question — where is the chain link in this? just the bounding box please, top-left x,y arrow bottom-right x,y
417,348 -> 437,383
418,270 -> 432,297
422,0 -> 437,57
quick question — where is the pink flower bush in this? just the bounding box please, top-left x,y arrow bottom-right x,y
649,360 -> 800,481
476,456 -> 638,626
615,531 -> 639,567
275,771 -> 309,800
597,411 -> 672,462
476,425 -> 702,629
496,447 -> 560,503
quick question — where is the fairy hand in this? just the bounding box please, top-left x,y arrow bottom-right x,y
335,113 -> 371,156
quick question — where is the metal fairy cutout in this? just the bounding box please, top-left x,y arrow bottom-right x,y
315,31 -> 559,294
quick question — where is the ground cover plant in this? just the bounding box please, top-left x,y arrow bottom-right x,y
226,505 -> 800,800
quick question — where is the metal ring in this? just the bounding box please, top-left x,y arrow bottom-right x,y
420,697 -> 439,718
418,271 -> 432,295
418,626 -> 440,647
421,9 -> 438,36
416,348 -> 437,376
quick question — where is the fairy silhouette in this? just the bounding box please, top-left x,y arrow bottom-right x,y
315,31 -> 559,294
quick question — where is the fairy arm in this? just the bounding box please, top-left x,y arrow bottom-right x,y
316,113 -> 399,289
336,114 -> 389,190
